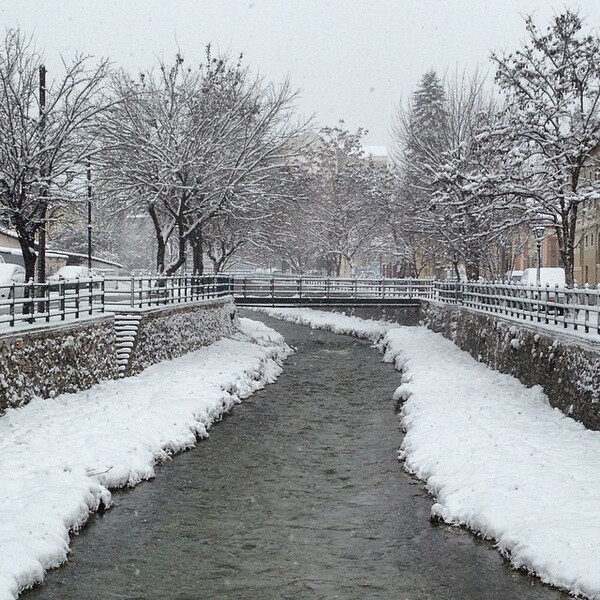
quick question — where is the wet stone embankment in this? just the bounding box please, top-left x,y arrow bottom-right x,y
24,314 -> 568,600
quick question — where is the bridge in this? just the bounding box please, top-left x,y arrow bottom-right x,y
230,275 -> 431,307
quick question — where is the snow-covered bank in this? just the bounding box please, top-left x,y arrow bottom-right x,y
250,306 -> 393,340
0,318 -> 290,600
256,307 -> 600,599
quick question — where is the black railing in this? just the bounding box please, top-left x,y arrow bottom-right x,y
4,272 -> 600,337
229,275 -> 600,336
0,277 -> 105,327
230,275 -> 435,301
0,275 -> 234,328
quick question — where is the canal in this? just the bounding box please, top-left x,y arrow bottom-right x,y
24,314 -> 568,599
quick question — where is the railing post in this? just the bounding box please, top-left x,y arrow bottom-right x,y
270,277 -> 275,304
297,277 -> 302,299
100,278 -> 105,314
597,283 -> 600,336
75,278 -> 80,319
59,280 -> 66,321
87,278 -> 93,315
26,279 -> 35,323
9,283 -> 15,326
130,275 -> 135,308
584,283 -> 590,333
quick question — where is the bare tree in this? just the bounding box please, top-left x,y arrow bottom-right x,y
0,29 -> 110,282
487,10 -> 600,286
99,49 -> 306,275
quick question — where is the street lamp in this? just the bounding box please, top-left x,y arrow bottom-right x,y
532,223 -> 546,286
86,159 -> 92,270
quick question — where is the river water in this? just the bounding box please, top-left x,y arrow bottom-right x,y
24,314 -> 568,599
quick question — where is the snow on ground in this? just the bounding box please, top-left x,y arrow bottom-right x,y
0,318 -> 291,600
255,307 -> 600,599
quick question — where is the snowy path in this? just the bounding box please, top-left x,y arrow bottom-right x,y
254,307 -> 600,600
0,318 -> 290,600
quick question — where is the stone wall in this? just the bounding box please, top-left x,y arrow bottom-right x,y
0,316 -> 118,414
423,301 -> 600,430
123,298 -> 237,376
318,303 -> 423,326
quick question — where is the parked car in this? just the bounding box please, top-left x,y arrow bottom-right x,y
0,263 -> 26,299
47,266 -> 99,290
519,267 -> 566,315
520,267 -> 566,287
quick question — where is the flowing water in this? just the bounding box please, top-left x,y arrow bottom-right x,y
24,314 -> 568,599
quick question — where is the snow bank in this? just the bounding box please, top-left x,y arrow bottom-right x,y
260,307 -> 600,599
250,307 -> 392,340
0,318 -> 290,600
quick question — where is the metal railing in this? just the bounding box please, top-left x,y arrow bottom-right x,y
0,275 -> 233,328
3,271 -> 600,337
231,275 -> 436,301
447,280 -> 600,335
229,274 -> 600,336
0,277 -> 105,327
103,275 -> 233,308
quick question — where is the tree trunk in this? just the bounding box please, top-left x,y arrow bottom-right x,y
148,204 -> 166,274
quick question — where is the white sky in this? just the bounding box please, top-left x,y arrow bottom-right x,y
1,0 -> 599,145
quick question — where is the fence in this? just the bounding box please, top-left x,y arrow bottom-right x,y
104,275 -> 232,309
229,275 -> 600,336
0,275 -> 233,328
231,275 -> 435,300
0,277 -> 104,327
453,280 -> 600,335
3,272 -> 600,337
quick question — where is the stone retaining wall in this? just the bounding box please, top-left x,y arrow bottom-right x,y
0,298 -> 238,414
423,301 -> 600,431
122,297 -> 237,376
0,316 -> 118,414
319,303 -> 422,326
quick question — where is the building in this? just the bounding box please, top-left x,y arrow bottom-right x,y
574,148 -> 600,285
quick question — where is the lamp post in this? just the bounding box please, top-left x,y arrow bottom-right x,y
86,159 -> 92,270
533,224 -> 545,286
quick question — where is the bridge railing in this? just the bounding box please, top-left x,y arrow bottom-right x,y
231,276 -> 436,301
230,275 -> 600,335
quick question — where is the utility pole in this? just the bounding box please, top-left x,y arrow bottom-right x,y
36,64 -> 47,285
87,159 -> 92,270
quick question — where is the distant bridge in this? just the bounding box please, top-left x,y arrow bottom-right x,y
230,276 -> 432,307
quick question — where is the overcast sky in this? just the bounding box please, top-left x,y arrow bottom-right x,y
1,0 -> 599,146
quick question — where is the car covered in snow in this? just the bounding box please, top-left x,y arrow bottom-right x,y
518,267 -> 566,315
0,263 -> 26,299
47,265 -> 99,290
519,267 -> 566,287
